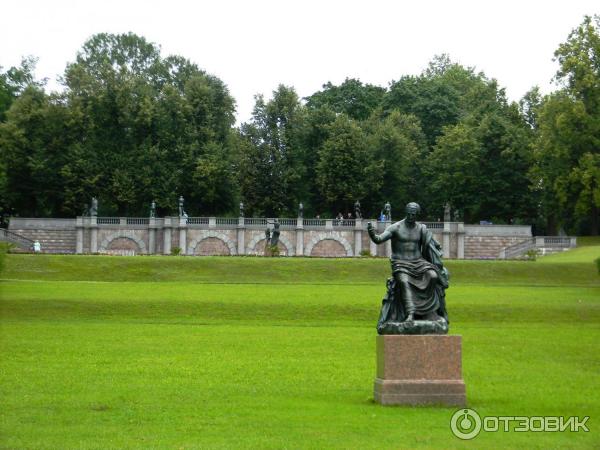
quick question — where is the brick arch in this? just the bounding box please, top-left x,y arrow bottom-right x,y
246,233 -> 294,256
99,232 -> 146,254
305,232 -> 353,257
188,231 -> 236,256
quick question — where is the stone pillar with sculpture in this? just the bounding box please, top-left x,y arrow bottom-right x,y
367,201 -> 466,406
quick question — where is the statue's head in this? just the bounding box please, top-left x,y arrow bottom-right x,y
405,202 -> 420,224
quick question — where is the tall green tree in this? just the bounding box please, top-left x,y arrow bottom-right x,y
426,107 -> 534,223
0,57 -> 38,123
534,15 -> 600,234
61,33 -> 236,216
238,85 -> 307,216
315,115 -> 381,215
0,86 -> 75,217
364,110 -> 428,216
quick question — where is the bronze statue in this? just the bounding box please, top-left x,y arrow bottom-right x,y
271,221 -> 280,247
367,202 -> 449,334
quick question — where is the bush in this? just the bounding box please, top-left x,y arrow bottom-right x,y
595,257 -> 600,275
171,247 -> 182,256
524,248 -> 540,261
360,249 -> 372,257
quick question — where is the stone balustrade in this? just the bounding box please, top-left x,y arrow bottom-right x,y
8,216 -> 537,259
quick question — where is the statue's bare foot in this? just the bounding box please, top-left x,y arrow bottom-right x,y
405,314 -> 414,323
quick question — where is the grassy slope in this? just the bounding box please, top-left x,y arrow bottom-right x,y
1,247 -> 599,449
3,253 -> 599,286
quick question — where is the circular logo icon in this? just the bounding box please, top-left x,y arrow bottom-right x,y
450,408 -> 482,440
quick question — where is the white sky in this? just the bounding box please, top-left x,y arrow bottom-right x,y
1,0 -> 598,124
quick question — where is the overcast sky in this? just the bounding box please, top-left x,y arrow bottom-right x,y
1,0 -> 598,124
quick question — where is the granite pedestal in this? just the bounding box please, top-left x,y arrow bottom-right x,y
374,335 -> 466,406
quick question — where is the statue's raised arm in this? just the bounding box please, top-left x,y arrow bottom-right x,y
367,222 -> 393,244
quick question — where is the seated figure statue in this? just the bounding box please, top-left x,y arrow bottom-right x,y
367,202 -> 450,334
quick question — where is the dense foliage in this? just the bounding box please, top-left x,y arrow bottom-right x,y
1,18 -> 599,233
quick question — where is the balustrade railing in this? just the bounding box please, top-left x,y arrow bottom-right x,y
304,219 -> 326,227
126,218 -> 149,225
187,217 -> 209,225
543,237 -> 571,247
332,219 -> 355,227
422,222 -> 444,229
97,217 -> 120,225
87,217 -> 459,233
216,218 -> 238,225
244,218 -> 267,226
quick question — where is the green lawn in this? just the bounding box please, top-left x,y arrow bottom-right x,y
1,246 -> 599,449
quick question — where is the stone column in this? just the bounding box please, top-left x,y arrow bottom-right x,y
237,217 -> 245,255
179,217 -> 187,255
90,215 -> 98,253
443,221 -> 451,258
296,217 -> 304,256
570,237 -> 577,248
457,222 -> 465,259
76,216 -> 84,254
209,217 -> 216,229
354,219 -> 362,257
148,217 -> 156,254
370,239 -> 377,257
163,217 -> 172,255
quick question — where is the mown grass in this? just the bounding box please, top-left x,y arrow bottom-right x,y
3,253 -> 599,287
1,244 -> 599,449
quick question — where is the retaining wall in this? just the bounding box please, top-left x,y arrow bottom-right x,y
9,217 -> 533,259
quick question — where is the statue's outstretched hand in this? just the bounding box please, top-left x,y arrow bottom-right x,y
367,221 -> 374,231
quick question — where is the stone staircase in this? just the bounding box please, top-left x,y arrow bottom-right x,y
499,236 -> 576,259
8,229 -> 76,253
464,236 -> 526,259
0,229 -> 35,252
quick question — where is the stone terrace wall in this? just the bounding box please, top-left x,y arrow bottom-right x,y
9,218 -> 532,259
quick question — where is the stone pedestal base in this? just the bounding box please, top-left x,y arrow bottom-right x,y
374,335 -> 466,406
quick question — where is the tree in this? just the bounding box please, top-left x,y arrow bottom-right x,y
534,15 -> 600,234
0,57 -> 38,123
363,110 -> 428,217
238,85 -> 307,216
315,115 -> 381,214
305,78 -> 385,121
60,33 -> 236,216
426,108 -> 534,224
0,86 -> 75,217
384,55 -> 506,147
